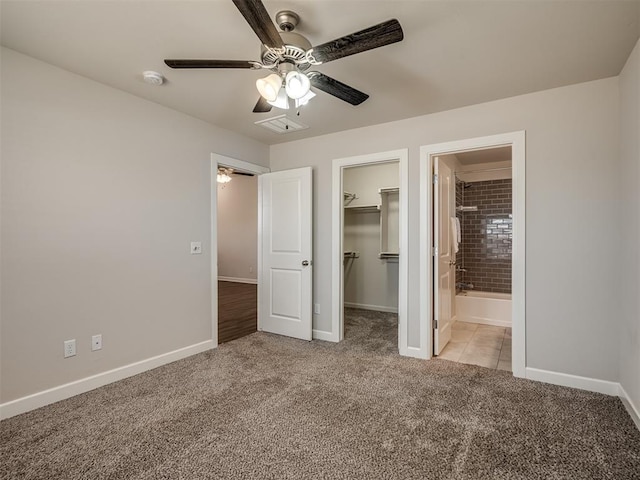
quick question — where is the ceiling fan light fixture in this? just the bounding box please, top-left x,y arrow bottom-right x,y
295,89 -> 316,108
217,168 -> 233,184
256,73 -> 282,102
268,88 -> 290,110
285,71 -> 310,99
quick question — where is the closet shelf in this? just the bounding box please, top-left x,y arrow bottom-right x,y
379,252 -> 399,258
344,204 -> 380,213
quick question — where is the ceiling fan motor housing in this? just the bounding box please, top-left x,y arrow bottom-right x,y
275,10 -> 300,32
261,31 -> 312,71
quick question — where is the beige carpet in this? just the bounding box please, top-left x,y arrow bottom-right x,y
1,309 -> 639,479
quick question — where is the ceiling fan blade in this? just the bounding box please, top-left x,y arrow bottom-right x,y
308,72 -> 369,106
253,96 -> 273,113
232,0 -> 284,49
164,59 -> 257,69
233,171 -> 255,177
307,19 -> 403,64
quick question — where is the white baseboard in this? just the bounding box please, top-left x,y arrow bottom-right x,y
312,329 -> 336,342
404,345 -> 429,359
218,276 -> 257,284
344,302 -> 398,314
525,367 -> 620,396
619,384 -> 640,431
457,315 -> 511,328
0,340 -> 214,420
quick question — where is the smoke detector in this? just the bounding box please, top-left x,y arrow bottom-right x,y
142,71 -> 165,85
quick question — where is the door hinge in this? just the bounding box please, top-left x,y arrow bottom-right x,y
433,174 -> 438,184
434,319 -> 438,329
432,246 -> 438,256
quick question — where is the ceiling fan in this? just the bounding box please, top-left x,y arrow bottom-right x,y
217,167 -> 254,184
164,0 -> 404,113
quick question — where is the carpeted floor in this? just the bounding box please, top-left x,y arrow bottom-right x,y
1,309 -> 639,479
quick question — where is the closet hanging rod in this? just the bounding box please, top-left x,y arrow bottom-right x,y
455,167 -> 511,176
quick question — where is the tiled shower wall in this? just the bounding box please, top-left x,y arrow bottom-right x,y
456,178 -> 512,294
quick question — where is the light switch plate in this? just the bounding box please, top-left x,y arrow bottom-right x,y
190,242 -> 202,254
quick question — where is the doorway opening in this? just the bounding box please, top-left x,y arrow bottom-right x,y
343,162 -> 400,353
420,132 -> 525,377
217,168 -> 258,343
434,148 -> 513,371
331,149 -> 410,356
211,154 -> 269,346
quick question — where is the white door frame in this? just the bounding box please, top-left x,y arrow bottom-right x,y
331,149 -> 410,355
419,132 -> 526,377
211,153 -> 270,346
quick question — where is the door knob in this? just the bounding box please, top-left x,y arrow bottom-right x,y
302,260 -> 310,266
449,260 -> 456,266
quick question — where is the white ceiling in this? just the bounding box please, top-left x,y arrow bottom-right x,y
456,146 -> 511,166
1,1 -> 638,145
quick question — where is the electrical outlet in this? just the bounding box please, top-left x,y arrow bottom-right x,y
314,303 -> 320,315
64,339 -> 76,358
92,334 -> 102,351
190,241 -> 202,254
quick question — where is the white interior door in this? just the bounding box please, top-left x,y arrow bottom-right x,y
434,157 -> 454,354
259,167 -> 313,340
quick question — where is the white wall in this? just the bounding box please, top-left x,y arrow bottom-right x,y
271,76 -> 621,382
619,39 -> 640,415
343,163 -> 399,311
0,48 -> 268,404
217,174 -> 258,282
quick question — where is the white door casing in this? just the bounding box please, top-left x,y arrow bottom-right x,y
434,158 -> 454,354
259,167 -> 313,340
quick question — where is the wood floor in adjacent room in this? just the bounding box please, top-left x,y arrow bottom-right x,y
218,281 -> 257,344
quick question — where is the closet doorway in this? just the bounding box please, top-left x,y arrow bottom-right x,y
331,149 -> 409,355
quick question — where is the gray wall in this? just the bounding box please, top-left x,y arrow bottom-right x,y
0,48 -> 268,402
217,175 -> 258,281
619,39 -> 640,414
271,76 -> 620,382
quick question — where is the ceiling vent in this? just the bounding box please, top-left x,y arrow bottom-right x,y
254,115 -> 309,134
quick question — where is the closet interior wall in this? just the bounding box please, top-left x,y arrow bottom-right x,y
343,162 -> 399,313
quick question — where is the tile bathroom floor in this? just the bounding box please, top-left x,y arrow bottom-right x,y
438,321 -> 511,371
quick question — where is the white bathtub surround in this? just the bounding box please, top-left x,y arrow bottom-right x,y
456,290 -> 512,327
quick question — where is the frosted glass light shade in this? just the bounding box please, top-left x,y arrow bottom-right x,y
217,172 -> 232,183
285,71 -> 311,99
256,73 -> 282,101
295,90 -> 316,108
268,88 -> 290,110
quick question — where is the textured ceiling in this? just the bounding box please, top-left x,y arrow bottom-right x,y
1,0 -> 639,145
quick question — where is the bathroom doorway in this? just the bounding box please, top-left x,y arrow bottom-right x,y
436,148 -> 513,370
420,132 -> 526,377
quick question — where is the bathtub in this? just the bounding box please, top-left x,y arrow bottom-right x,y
455,290 -> 512,327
